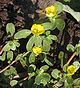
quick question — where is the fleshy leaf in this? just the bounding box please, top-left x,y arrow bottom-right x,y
7,51 -> 13,63
29,53 -> 35,63
26,35 -> 36,51
10,80 -> 18,87
42,22 -> 54,30
35,73 -> 51,86
63,4 -> 80,23
66,44 -> 75,52
51,69 -> 61,79
6,23 -> 15,37
56,18 -> 65,31
54,1 -> 63,14
40,65 -> 49,71
14,29 -> 31,39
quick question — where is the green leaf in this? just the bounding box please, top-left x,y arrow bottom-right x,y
3,41 -> 20,51
26,35 -> 35,51
58,51 -> 64,60
50,18 -> 56,30
3,43 -> 11,51
40,65 -> 49,71
19,57 -> 27,67
54,1 -> 63,14
46,37 -> 52,44
63,4 -> 80,23
35,36 -> 42,47
75,43 -> 80,55
13,40 -> 20,47
64,0 -> 71,2
28,72 -> 36,79
44,56 -> 53,66
66,44 -> 75,52
14,29 -> 31,39
63,64 -> 68,72
0,52 -> 6,61
42,39 -> 50,52
29,53 -> 35,63
7,51 -> 13,63
35,73 -> 51,86
16,54 -> 23,60
56,18 -> 65,31
28,64 -> 36,73
64,79 -> 73,88
73,61 -> 80,70
6,23 -> 15,37
73,78 -> 80,86
47,35 -> 57,41
51,69 -> 60,79
4,66 -> 17,76
10,80 -> 18,87
42,22 -> 54,30
45,31 -> 50,36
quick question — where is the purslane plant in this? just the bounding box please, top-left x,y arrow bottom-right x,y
0,1 -> 80,88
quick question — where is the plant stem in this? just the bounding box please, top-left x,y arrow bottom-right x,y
66,51 -> 77,65
0,59 -> 17,74
0,51 -> 29,74
18,76 -> 28,84
61,58 -> 63,68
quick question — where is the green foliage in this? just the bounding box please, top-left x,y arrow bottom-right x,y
64,76 -> 73,88
0,1 -> 80,88
58,51 -> 64,68
35,73 -> 51,86
47,35 -> 57,41
6,23 -> 15,37
63,4 -> 80,23
28,64 -> 36,73
63,64 -> 68,72
40,65 -> 49,71
54,1 -> 63,14
7,51 -> 13,63
35,36 -> 42,47
58,51 -> 64,60
42,22 -> 55,30
10,80 -> 18,87
42,39 -> 51,52
4,66 -> 17,77
51,69 -> 61,79
66,44 -> 75,52
73,78 -> 80,86
26,35 -> 35,51
56,18 -> 65,31
14,29 -> 31,39
75,41 -> 80,55
0,52 -> 6,61
44,57 -> 53,66
73,61 -> 80,70
64,0 -> 71,2
3,40 -> 20,51
29,53 -> 35,63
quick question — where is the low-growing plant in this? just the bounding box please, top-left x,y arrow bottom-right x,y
0,1 -> 80,88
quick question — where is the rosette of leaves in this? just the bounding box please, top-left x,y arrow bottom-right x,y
42,1 -> 65,31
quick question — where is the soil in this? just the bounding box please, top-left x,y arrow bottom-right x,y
0,0 -> 80,88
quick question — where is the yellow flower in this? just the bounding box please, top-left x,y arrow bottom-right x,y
32,46 -> 42,56
31,24 -> 45,36
67,65 -> 76,76
45,5 -> 56,17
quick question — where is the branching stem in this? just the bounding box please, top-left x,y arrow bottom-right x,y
66,51 -> 77,65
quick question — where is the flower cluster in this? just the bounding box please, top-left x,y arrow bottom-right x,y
32,46 -> 42,56
67,65 -> 76,76
31,24 -> 45,36
45,6 -> 56,17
